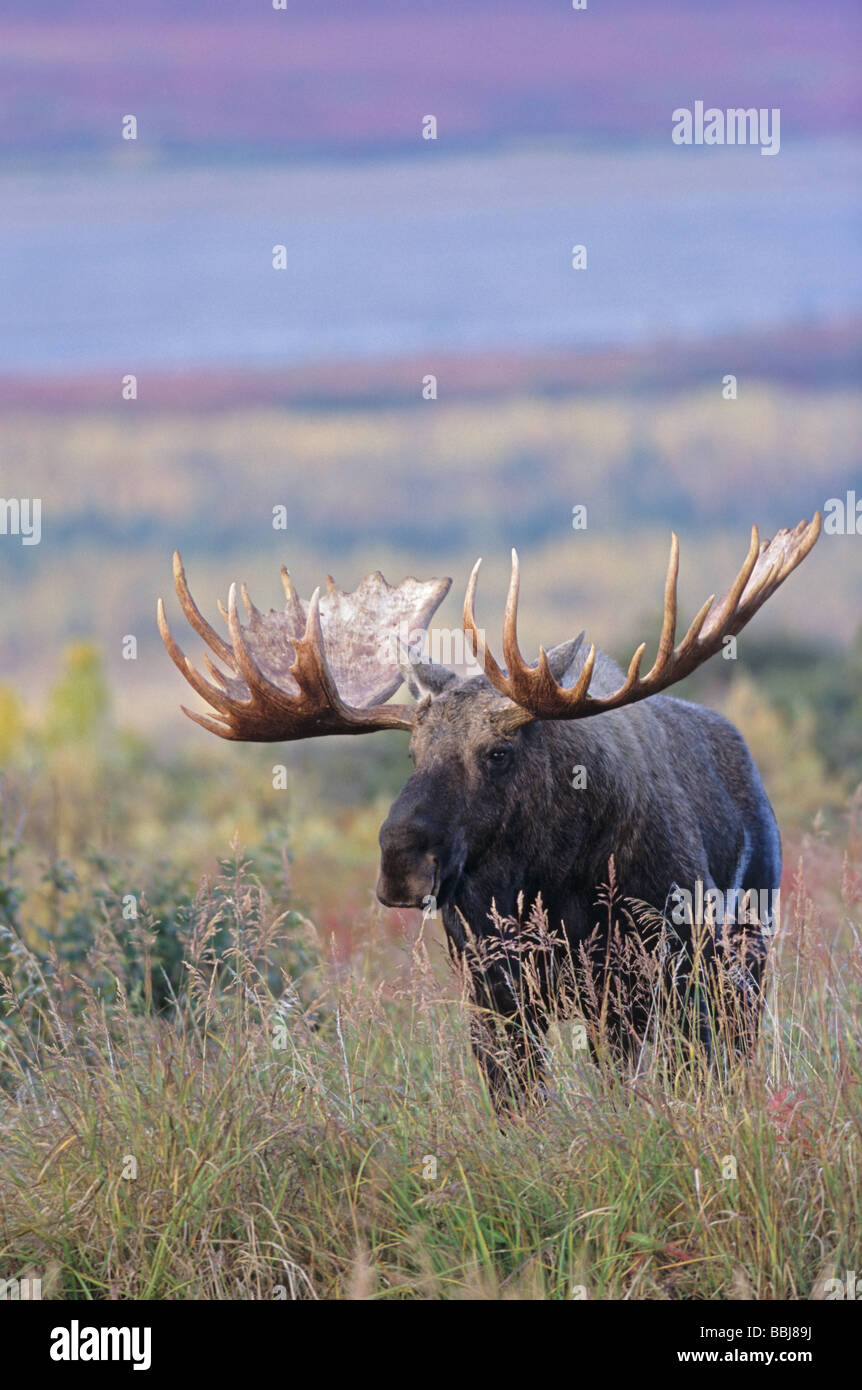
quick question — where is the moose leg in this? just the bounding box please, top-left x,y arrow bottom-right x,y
469,1008 -> 548,1111
446,918 -> 549,1110
573,931 -> 653,1073
465,958 -> 549,1111
664,928 -> 768,1072
682,883 -> 771,1063
711,914 -> 770,1060
661,941 -> 715,1070
580,991 -> 652,1073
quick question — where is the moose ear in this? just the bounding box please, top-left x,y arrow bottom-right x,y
401,657 -> 458,701
544,632 -> 587,687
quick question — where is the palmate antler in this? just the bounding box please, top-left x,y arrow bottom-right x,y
157,554 -> 450,740
160,516 -> 821,739
462,514 -> 821,721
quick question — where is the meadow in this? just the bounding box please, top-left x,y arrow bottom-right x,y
0,610 -> 859,1299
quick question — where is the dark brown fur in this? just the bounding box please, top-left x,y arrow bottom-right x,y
377,641 -> 779,1105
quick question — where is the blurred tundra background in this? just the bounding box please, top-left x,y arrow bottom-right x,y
1,0 -> 860,929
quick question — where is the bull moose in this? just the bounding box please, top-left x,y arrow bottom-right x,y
158,514 -> 820,1105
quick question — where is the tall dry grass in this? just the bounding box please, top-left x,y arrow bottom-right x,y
0,831 -> 858,1300
0,646 -> 858,1299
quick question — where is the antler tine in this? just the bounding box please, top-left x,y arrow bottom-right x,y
462,558 -> 482,661
463,558 -> 509,692
568,642 -> 598,702
203,653 -> 231,689
240,582 -> 262,623
501,549 -> 529,686
611,640 -> 647,701
793,513 -> 821,568
600,533 -> 680,702
461,558 -> 481,656
279,568 -> 305,627
674,591 -> 716,660
180,705 -> 237,739
226,581 -> 307,718
649,531 -> 679,678
157,597 -> 240,717
706,523 -> 761,636
291,584 -> 349,712
172,552 -> 235,667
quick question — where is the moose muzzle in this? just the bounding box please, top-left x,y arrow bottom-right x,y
376,855 -> 439,909
376,824 -> 439,908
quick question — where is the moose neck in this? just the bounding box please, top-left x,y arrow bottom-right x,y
448,708 -> 648,934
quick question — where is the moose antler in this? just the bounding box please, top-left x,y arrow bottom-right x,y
158,554 -> 450,740
463,514 -> 821,721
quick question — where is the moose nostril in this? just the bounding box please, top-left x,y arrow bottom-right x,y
376,846 -> 440,909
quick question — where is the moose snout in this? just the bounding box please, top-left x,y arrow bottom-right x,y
376,817 -> 440,909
